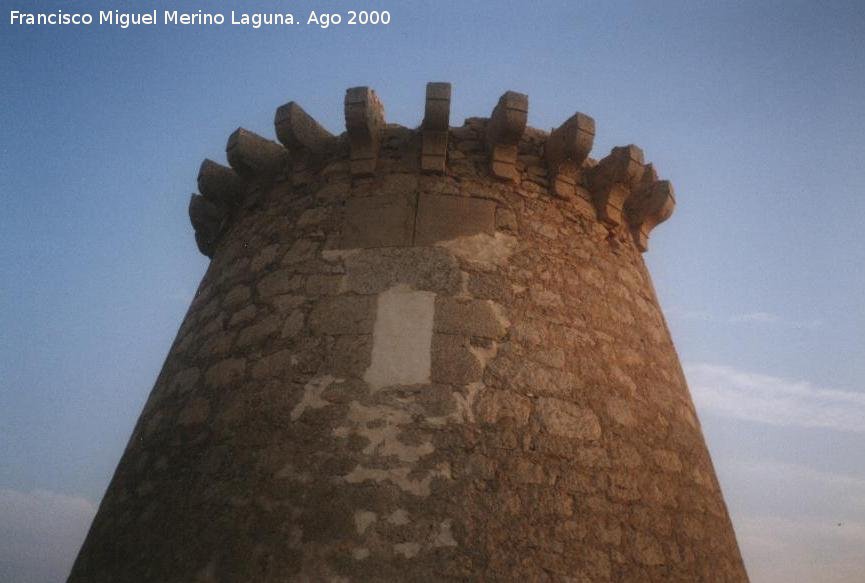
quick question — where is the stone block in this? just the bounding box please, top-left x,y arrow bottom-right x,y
414,194 -> 496,245
236,318 -> 280,348
223,284 -> 251,308
309,295 -> 375,335
281,309 -> 305,339
495,207 -> 518,231
534,397 -> 601,440
204,358 -> 246,388
474,390 -> 532,425
467,271 -> 513,303
430,334 -> 483,385
177,397 -> 210,426
251,349 -> 294,380
434,297 -> 509,339
339,192 -> 417,249
343,247 -> 462,295
327,335 -> 373,378
258,269 -> 304,297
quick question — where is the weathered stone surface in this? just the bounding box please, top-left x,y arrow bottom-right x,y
309,295 -> 375,335
431,334 -> 483,385
534,397 -> 602,440
343,247 -> 462,295
250,349 -> 294,380
203,357 -> 245,388
257,269 -> 303,297
434,297 -> 509,339
474,389 -> 532,426
235,317 -> 280,348
339,192 -> 416,249
414,193 -> 496,246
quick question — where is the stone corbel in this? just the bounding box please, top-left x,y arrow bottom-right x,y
188,194 -> 227,257
197,159 -> 243,208
588,145 -> 645,226
545,112 -> 595,198
625,166 -> 675,252
344,87 -> 385,177
421,82 -> 451,173
274,101 -> 336,156
486,91 -> 528,182
225,128 -> 289,181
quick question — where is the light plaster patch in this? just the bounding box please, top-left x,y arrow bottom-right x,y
432,519 -> 458,547
387,509 -> 410,525
364,285 -> 435,390
290,375 -> 343,421
354,510 -> 377,535
436,232 -> 516,271
343,463 -> 451,497
449,382 -> 484,425
334,402 -> 434,462
393,542 -> 422,558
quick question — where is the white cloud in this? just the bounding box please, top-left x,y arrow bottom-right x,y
0,489 -> 96,583
685,363 -> 865,433
668,307 -> 822,329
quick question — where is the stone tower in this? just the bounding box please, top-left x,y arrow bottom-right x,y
70,84 -> 748,582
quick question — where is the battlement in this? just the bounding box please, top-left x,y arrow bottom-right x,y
189,83 -> 675,257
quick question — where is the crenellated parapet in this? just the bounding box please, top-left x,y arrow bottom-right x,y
187,83 -> 677,258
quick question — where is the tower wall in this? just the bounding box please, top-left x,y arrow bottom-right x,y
70,85 -> 748,582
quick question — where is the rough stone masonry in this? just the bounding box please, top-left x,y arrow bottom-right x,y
69,83 -> 749,582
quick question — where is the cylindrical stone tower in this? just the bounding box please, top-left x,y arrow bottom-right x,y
70,84 -> 748,582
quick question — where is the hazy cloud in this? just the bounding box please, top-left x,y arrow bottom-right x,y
668,307 -> 822,329
686,363 -> 865,433
722,460 -> 865,583
0,489 -> 95,583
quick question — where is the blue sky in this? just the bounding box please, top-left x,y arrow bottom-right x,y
1,1 -> 863,581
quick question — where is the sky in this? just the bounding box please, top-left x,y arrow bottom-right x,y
1,0 -> 863,581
